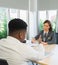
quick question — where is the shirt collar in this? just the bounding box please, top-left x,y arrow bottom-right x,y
44,31 -> 48,34
7,36 -> 21,44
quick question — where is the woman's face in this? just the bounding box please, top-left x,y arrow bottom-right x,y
43,23 -> 50,31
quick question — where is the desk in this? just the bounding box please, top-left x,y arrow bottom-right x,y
37,44 -> 58,65
27,41 -> 57,65
43,44 -> 56,53
32,44 -> 57,65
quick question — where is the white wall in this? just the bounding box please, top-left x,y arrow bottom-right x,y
0,0 -> 28,10
38,0 -> 58,10
0,0 -> 58,10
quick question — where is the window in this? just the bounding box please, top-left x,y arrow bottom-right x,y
9,9 -> 19,19
0,7 -> 8,39
38,10 -> 57,32
20,10 -> 28,24
38,11 -> 46,31
0,7 -> 29,39
48,10 -> 57,31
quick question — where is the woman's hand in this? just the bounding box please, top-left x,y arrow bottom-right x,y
37,35 -> 42,43
41,42 -> 48,45
31,38 -> 36,43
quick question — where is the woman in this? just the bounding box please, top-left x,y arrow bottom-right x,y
32,20 -> 56,45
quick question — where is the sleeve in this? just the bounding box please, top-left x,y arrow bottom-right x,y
35,31 -> 42,40
47,32 -> 56,44
35,34 -> 39,40
25,44 -> 45,62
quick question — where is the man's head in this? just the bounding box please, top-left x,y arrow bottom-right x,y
8,18 -> 27,42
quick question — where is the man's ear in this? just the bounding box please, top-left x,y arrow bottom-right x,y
18,32 -> 22,39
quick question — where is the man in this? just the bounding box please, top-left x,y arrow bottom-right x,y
0,18 -> 43,65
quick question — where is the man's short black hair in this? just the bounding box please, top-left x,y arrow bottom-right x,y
8,18 -> 27,33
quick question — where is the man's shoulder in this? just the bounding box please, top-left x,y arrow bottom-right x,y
0,38 -> 7,45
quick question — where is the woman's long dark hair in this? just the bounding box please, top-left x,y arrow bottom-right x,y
43,20 -> 52,31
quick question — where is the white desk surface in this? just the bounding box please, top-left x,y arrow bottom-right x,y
38,44 -> 58,65
26,40 -> 58,65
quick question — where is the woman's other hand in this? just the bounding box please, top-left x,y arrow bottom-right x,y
31,38 -> 36,43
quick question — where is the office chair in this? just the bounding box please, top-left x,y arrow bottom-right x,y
0,59 -> 8,65
56,33 -> 58,44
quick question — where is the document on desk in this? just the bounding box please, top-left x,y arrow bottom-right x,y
26,40 -> 53,61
